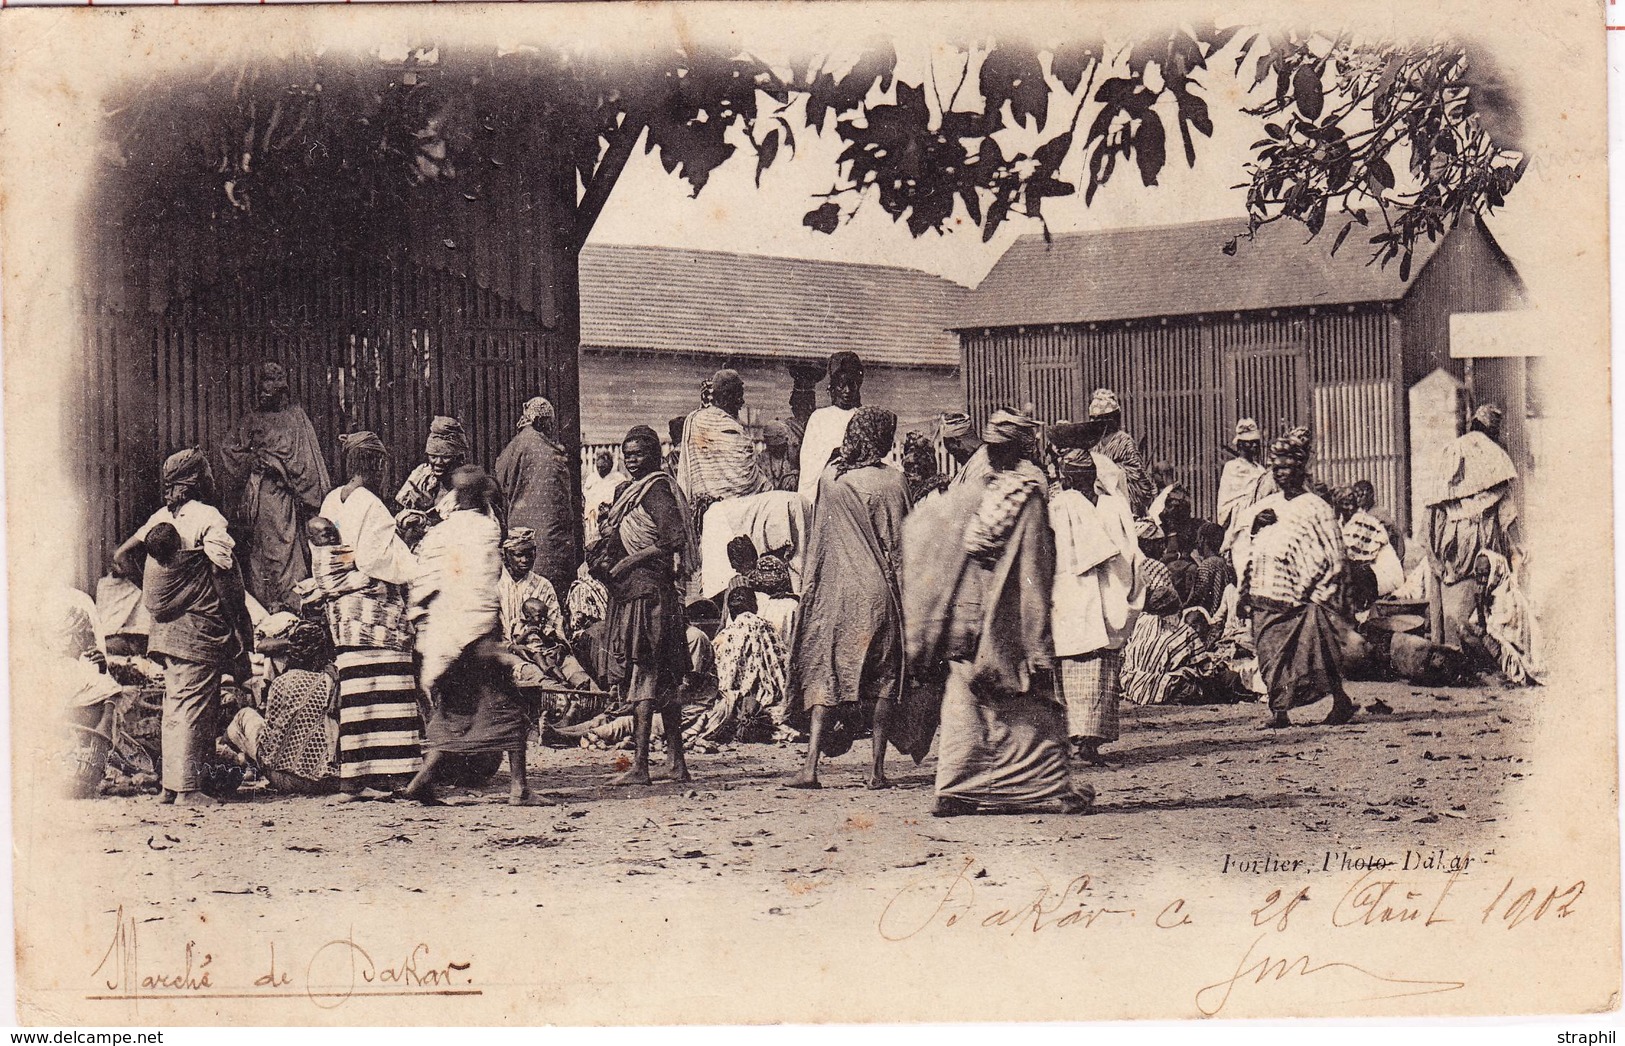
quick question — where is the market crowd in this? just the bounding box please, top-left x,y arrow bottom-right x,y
50,353 -> 1540,817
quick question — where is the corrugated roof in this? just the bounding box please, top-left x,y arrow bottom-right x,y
958,218 -> 1446,329
580,243 -> 965,368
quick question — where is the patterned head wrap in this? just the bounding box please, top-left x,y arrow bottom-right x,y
827,351 -> 864,386
746,554 -> 794,598
1332,486 -> 1361,515
1087,388 -> 1122,418
837,406 -> 897,475
1234,417 -> 1262,443
501,526 -> 538,554
1267,425 -> 1313,466
161,448 -> 211,489
938,411 -> 973,441
338,430 -> 387,469
901,432 -> 938,472
425,415 -> 469,458
1135,517 -> 1165,541
981,408 -> 1041,447
516,396 -> 555,433
1472,403 -> 1504,430
1057,446 -> 1095,470
762,421 -> 791,451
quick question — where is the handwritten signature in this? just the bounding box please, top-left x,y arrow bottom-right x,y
1194,933 -> 1465,1016
89,906 -> 476,1008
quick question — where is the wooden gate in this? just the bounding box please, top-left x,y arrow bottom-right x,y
76,259 -> 567,584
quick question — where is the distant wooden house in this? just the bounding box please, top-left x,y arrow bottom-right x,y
953,215 -> 1528,531
577,244 -> 965,459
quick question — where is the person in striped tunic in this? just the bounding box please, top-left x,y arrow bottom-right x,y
317,432 -> 425,799
1234,427 -> 1355,729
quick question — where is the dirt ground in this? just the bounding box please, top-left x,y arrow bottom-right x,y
84,677 -> 1531,922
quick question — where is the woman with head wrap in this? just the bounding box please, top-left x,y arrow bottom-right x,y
319,431 -> 426,799
397,416 -> 470,521
1461,550 -> 1541,685
494,396 -> 579,602
1425,403 -> 1524,649
403,465 -> 545,806
1048,445 -> 1145,765
219,361 -> 332,610
796,351 -> 865,503
1086,388 -> 1156,515
224,620 -> 341,794
1233,427 -> 1356,728
743,552 -> 801,662
113,450 -> 250,807
786,406 -> 912,789
903,409 -> 1093,817
594,424 -> 699,785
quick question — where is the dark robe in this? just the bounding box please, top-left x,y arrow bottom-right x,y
221,404 -> 331,610
494,427 -> 579,601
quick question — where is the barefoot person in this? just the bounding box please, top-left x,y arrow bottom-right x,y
1233,427 -> 1355,729
788,406 -> 909,790
597,425 -> 698,786
317,432 -> 425,800
903,410 -> 1093,818
113,449 -> 249,808
403,466 -> 542,806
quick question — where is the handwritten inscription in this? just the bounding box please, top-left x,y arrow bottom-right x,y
89,907 -> 477,1008
876,860 -> 1588,1016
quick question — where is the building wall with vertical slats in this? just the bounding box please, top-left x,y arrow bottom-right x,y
959,305 -> 1405,528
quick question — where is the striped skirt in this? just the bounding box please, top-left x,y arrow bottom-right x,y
336,647 -> 424,782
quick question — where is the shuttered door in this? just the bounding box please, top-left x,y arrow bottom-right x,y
1226,343 -> 1311,439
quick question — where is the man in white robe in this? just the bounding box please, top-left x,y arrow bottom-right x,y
796,350 -> 864,503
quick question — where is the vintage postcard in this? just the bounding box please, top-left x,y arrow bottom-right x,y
0,0 -> 1616,1026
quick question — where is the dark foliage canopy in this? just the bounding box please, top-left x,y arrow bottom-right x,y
102,26 -> 1525,271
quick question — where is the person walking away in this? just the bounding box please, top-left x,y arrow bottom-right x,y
220,362 -> 331,611
1425,404 -> 1523,649
1087,389 -> 1155,516
902,410 -> 1093,817
1233,428 -> 1355,729
1048,445 -> 1144,766
318,432 -> 425,799
397,416 -> 470,521
596,425 -> 698,785
403,467 -> 543,806
796,351 -> 865,503
495,396 -> 579,605
788,406 -> 909,789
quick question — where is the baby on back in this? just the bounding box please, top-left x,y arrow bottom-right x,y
302,515 -> 370,605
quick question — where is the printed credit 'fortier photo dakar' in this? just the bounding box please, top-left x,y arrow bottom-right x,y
0,0 -> 1615,1026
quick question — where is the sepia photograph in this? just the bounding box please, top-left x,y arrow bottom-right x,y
0,0 -> 1615,1027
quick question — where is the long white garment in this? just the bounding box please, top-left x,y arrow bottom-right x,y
1217,457 -> 1276,549
320,486 -> 418,587
796,405 -> 855,501
1049,486 -> 1144,657
582,469 -> 628,533
411,509 -> 503,693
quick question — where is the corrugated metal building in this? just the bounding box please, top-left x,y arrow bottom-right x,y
577,244 -> 965,457
955,216 -> 1526,531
